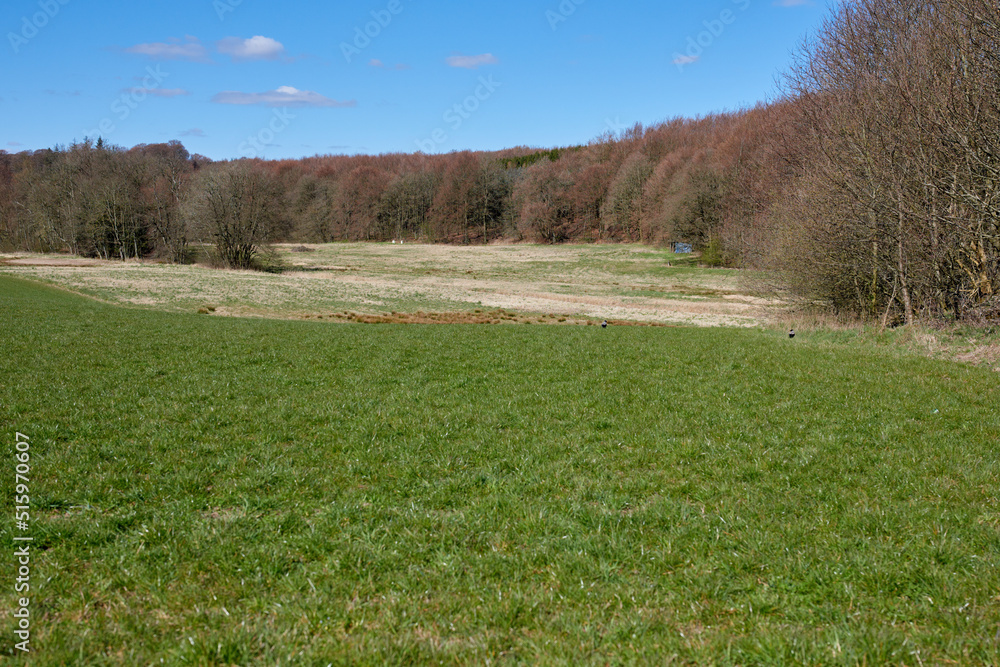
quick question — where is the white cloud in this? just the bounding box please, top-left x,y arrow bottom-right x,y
211,86 -> 356,108
217,36 -> 286,61
125,36 -> 208,61
445,53 -> 499,69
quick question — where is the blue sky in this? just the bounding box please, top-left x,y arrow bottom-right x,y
1,0 -> 829,160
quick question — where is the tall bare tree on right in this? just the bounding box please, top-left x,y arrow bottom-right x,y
782,0 -> 1000,323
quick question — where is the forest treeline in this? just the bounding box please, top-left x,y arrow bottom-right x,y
1,0 -> 997,324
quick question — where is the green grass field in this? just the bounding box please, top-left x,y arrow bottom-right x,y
2,274 -> 1000,665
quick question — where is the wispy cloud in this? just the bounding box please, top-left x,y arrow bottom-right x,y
369,59 -> 410,70
211,86 -> 356,108
125,36 -> 209,62
217,36 -> 285,62
180,128 -> 206,137
7,141 -> 24,147
445,53 -> 498,69
122,87 -> 190,98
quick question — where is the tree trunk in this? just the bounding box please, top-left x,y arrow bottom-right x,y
897,199 -> 915,325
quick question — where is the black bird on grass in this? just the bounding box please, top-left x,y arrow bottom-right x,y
789,329 -> 796,339
602,320 -> 608,329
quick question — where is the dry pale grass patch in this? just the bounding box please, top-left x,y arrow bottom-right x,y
956,345 -> 1000,368
0,243 -> 777,327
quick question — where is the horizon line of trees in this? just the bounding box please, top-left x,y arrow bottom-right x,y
1,0 -> 997,324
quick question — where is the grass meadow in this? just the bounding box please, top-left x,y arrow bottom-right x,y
2,273 -> 1000,665
0,244 -> 768,328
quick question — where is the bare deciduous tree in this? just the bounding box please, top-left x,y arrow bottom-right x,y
186,163 -> 284,270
